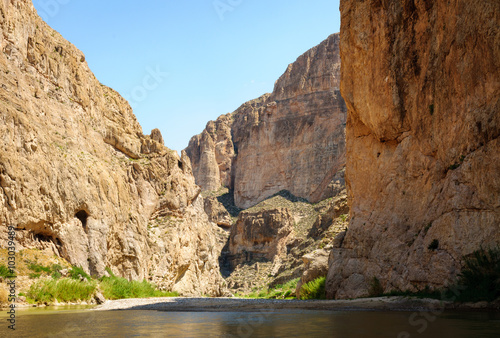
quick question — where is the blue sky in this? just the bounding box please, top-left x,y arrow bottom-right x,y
32,0 -> 341,152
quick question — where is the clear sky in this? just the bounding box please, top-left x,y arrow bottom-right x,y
32,0 -> 341,152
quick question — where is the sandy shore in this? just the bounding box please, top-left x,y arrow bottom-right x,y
94,296 -> 498,312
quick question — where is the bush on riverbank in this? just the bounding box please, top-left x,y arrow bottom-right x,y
238,278 -> 299,299
299,276 -> 326,300
99,269 -> 178,300
27,278 -> 97,303
453,247 -> 500,302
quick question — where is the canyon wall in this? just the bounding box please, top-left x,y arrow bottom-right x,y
327,0 -> 500,299
186,34 -> 347,209
0,0 -> 224,296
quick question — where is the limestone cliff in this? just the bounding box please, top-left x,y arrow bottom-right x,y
327,0 -> 500,299
186,34 -> 347,209
0,0 -> 224,296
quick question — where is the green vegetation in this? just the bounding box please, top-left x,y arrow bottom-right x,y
27,278 -> 97,304
68,266 -> 91,281
99,269 -> 178,300
28,263 -> 64,279
428,239 -> 439,251
453,247 -> 500,302
368,277 -> 384,297
240,278 -> 299,299
299,277 -> 326,300
0,264 -> 14,278
23,264 -> 177,304
236,277 -> 327,300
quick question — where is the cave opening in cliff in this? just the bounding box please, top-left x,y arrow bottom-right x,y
75,210 -> 89,232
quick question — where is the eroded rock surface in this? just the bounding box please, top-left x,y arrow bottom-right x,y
228,208 -> 294,269
204,196 -> 232,228
327,0 -> 500,299
186,34 -> 346,209
0,0 -> 224,296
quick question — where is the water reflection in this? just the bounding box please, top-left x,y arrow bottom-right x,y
1,309 -> 499,337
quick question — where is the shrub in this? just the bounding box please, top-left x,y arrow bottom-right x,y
27,278 -> 97,303
68,266 -> 91,281
99,275 -> 178,300
300,276 -> 326,300
0,265 -> 14,278
368,277 -> 384,297
28,263 -> 51,274
428,239 -> 439,251
453,247 -> 500,302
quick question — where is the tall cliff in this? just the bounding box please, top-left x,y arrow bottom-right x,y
186,34 -> 347,209
0,0 -> 224,296
327,0 -> 500,299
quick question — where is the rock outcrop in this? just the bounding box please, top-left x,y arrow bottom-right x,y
186,34 -> 347,209
327,0 -> 500,299
0,0 -> 224,296
204,196 -> 232,228
227,208 -> 294,269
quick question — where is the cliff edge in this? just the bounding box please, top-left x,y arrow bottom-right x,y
327,0 -> 500,299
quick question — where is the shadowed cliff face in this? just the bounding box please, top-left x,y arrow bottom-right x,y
327,0 -> 500,299
0,0 -> 224,296
186,34 -> 347,209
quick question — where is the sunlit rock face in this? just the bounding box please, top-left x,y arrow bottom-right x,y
327,0 -> 500,299
186,34 -> 347,209
0,0 -> 225,296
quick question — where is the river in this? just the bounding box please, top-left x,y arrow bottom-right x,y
1,307 -> 499,337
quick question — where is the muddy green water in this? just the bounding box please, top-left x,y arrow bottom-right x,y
1,307 -> 499,337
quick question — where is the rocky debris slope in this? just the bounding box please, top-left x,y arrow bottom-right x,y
218,191 -> 348,295
0,0 -> 224,296
186,34 -> 347,209
327,0 -> 500,299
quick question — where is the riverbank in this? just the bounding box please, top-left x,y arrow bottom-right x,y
94,296 -> 500,312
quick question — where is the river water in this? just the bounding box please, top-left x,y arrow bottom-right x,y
1,307 -> 499,337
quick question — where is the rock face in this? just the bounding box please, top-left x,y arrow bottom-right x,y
204,197 -> 232,228
327,0 -> 500,299
186,34 -> 347,209
0,0 -> 224,296
228,208 -> 294,269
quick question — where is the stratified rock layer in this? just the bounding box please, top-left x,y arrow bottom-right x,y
327,0 -> 500,299
0,0 -> 224,296
186,34 -> 347,209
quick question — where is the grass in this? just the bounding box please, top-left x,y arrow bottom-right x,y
241,278 -> 299,299
0,265 -> 14,278
27,278 -> 97,304
27,262 -> 69,280
99,269 -> 178,300
68,266 -> 91,281
299,277 -> 326,300
22,263 -> 178,304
